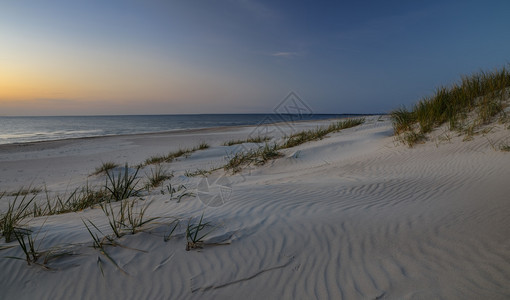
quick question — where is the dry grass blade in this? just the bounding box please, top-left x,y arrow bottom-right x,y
164,219 -> 180,242
82,219 -> 128,276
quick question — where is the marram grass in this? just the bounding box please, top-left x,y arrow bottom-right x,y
144,142 -> 210,165
225,118 -> 365,173
391,65 -> 510,146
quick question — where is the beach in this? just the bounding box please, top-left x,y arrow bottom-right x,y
1,115 -> 510,299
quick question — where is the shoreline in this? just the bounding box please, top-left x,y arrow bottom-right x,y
0,116 -> 373,192
0,114 -> 373,150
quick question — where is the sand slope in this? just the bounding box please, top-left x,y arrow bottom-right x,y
1,116 -> 509,299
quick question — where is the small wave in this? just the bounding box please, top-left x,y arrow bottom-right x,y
0,130 -> 104,144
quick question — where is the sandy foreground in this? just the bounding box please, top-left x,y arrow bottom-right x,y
0,116 -> 509,299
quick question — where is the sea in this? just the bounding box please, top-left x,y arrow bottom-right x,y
0,114 -> 355,145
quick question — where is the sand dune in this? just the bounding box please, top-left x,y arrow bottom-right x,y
1,116 -> 509,299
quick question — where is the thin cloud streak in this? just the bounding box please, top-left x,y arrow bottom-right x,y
271,51 -> 300,58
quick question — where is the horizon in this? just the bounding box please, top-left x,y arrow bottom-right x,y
1,1 -> 510,116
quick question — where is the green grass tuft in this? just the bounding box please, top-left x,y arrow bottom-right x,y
499,143 -> 510,152
391,65 -> 510,146
104,164 -> 141,202
282,118 -> 365,149
224,142 -> 283,173
224,118 -> 365,173
186,213 -> 213,251
145,165 -> 173,188
93,161 -> 119,176
34,185 -> 107,216
1,191 -> 37,243
144,142 -> 210,166
223,136 -> 271,146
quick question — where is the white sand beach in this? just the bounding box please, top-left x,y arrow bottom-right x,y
1,115 -> 509,299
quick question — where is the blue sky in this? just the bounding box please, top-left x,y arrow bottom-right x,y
1,0 -> 509,115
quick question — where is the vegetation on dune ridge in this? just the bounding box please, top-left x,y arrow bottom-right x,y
391,65 -> 510,147
144,142 -> 209,165
282,118 -> 365,149
223,136 -> 271,146
92,161 -> 119,176
0,142 -> 210,231
224,118 -> 366,173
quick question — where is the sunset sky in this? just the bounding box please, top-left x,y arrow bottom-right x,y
1,1 -> 510,116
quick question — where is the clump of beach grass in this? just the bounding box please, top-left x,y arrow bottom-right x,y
144,142 -> 210,166
92,161 -> 119,176
224,142 -> 282,173
185,213 -> 213,251
11,228 -> 42,266
82,219 -> 128,275
224,118 -> 365,173
33,185 -> 107,217
160,183 -> 193,203
7,187 -> 43,197
282,118 -> 365,149
0,190 -> 37,243
185,168 -> 211,177
105,164 -> 141,202
6,222 -> 75,269
223,136 -> 271,146
391,65 -> 510,147
100,198 -> 158,238
499,143 -> 510,152
145,165 -> 173,189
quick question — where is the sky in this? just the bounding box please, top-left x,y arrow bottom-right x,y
1,0 -> 510,116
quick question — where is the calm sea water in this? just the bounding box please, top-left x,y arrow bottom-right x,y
0,114 -> 352,145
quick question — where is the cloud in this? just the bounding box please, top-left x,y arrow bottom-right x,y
271,51 -> 300,58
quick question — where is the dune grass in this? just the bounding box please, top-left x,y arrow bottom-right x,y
100,198 -> 158,238
282,118 -> 365,149
82,219 -> 128,275
145,165 -> 173,189
164,219 -> 180,242
185,213 -> 213,251
185,168 -> 211,177
160,183 -> 194,203
224,118 -> 365,173
391,65 -> 510,146
7,187 -> 43,197
223,136 -> 271,146
0,191 -> 37,243
105,164 -> 141,202
92,161 -> 119,176
499,143 -> 510,152
11,229 -> 41,265
33,185 -> 107,217
6,224 -> 69,268
144,142 -> 210,165
224,142 -> 282,173
3,161 -> 191,224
